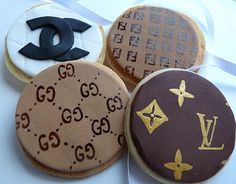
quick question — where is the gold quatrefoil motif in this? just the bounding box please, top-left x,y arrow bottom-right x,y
169,80 -> 194,107
164,149 -> 193,181
136,99 -> 168,134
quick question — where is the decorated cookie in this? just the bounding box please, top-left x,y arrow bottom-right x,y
125,69 -> 235,183
16,61 -> 129,177
5,2 -> 105,82
106,6 -> 205,85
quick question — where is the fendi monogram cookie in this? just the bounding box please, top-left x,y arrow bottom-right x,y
5,2 -> 105,82
16,61 -> 129,177
106,6 -> 205,85
125,69 -> 235,183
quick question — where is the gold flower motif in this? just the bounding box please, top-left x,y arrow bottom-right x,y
136,99 -> 168,134
164,149 -> 193,181
169,80 -> 194,107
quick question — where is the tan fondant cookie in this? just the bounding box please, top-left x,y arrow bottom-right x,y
16,61 -> 129,177
106,6 -> 205,85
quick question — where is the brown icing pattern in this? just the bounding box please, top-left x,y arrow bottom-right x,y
16,62 -> 129,176
106,6 -> 205,84
129,70 -> 235,183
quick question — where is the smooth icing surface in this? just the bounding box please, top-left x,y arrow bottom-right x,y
130,70 -> 235,183
107,6 -> 205,82
6,3 -> 103,77
16,62 -> 129,174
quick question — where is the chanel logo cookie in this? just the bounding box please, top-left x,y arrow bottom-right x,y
19,17 -> 91,61
16,61 -> 129,177
106,6 -> 205,85
125,69 -> 235,183
5,2 -> 105,82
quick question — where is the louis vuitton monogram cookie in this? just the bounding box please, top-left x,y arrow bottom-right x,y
16,61 -> 129,177
5,2 -> 105,82
106,6 -> 205,85
125,69 -> 235,183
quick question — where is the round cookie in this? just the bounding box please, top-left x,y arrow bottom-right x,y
16,61 -> 129,177
5,2 -> 105,82
125,69 -> 235,183
106,6 -> 205,85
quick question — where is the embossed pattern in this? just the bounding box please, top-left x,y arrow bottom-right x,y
107,6 -> 204,83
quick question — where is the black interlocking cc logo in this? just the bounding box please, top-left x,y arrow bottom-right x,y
19,16 -> 91,61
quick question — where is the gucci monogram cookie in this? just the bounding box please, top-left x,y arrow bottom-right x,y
16,61 -> 129,177
106,6 -> 205,85
125,69 -> 235,183
5,2 -> 105,82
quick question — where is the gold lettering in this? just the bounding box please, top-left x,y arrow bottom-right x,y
197,113 -> 224,151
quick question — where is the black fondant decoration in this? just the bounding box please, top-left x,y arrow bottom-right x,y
19,16 -> 91,61
40,18 -> 90,61
19,17 -> 74,60
63,18 -> 91,32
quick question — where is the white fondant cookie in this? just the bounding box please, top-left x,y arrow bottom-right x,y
5,3 -> 105,80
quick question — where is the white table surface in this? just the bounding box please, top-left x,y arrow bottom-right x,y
0,0 -> 236,184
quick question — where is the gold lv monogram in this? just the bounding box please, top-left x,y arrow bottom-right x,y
136,99 -> 168,134
197,113 -> 224,151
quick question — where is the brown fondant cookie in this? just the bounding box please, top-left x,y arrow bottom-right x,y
106,6 -> 205,85
16,61 -> 129,177
125,69 -> 235,183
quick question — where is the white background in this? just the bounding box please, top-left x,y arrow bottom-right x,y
0,0 -> 236,183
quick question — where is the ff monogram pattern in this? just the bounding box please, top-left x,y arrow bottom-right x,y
108,6 -> 203,81
19,16 -> 91,61
16,62 -> 129,174
130,70 -> 235,182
